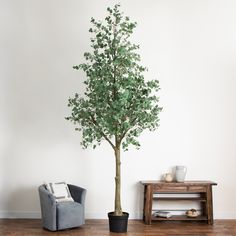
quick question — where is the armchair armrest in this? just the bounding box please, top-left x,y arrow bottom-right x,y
68,184 -> 86,206
38,185 -> 57,231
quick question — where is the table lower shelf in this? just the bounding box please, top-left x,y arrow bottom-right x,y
152,215 -> 207,221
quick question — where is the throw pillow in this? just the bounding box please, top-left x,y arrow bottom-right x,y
45,182 -> 74,202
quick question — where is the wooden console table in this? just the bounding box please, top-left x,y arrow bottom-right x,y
140,181 -> 217,225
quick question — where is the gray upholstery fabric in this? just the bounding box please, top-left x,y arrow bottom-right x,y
38,185 -> 57,231
38,184 -> 86,231
57,201 -> 83,230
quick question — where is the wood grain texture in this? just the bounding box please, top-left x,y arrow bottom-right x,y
144,184 -> 153,225
0,219 -> 235,236
140,181 -> 217,186
206,185 -> 214,225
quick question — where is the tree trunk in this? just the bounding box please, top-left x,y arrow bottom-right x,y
114,145 -> 122,215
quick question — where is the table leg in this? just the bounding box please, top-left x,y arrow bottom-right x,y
206,186 -> 214,225
144,185 -> 153,225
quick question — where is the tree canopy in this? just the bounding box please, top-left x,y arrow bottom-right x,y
67,4 -> 162,151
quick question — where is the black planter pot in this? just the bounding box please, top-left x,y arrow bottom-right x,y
108,212 -> 129,233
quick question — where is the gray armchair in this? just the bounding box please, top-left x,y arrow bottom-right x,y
38,184 -> 86,231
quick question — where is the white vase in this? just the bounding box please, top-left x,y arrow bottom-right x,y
175,166 -> 187,182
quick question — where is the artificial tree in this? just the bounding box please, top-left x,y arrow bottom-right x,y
67,4 -> 162,217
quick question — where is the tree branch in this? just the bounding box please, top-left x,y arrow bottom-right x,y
119,117 -> 138,142
90,115 -> 115,149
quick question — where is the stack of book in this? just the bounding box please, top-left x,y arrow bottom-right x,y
153,211 -> 172,218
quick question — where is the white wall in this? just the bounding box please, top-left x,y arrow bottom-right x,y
0,0 -> 236,219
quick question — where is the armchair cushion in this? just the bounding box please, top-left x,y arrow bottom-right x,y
57,201 -> 84,230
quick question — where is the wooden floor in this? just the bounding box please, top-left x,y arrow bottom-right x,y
0,219 -> 236,236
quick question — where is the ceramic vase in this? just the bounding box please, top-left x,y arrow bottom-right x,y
175,166 -> 187,182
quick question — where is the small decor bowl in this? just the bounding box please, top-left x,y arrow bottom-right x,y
186,209 -> 198,218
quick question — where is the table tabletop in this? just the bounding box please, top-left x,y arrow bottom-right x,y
140,180 -> 217,186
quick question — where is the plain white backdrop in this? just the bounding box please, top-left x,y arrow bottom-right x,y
0,0 -> 236,219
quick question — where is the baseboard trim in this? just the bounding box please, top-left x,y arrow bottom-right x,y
85,211 -> 142,219
0,211 -> 141,219
214,211 -> 236,219
0,211 -> 235,219
0,211 -> 41,219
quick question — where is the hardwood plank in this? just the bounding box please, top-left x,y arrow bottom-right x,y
0,219 -> 235,236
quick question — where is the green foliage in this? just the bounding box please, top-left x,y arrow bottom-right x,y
67,4 -> 162,151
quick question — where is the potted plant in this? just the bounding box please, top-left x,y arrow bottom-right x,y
66,4 -> 162,233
